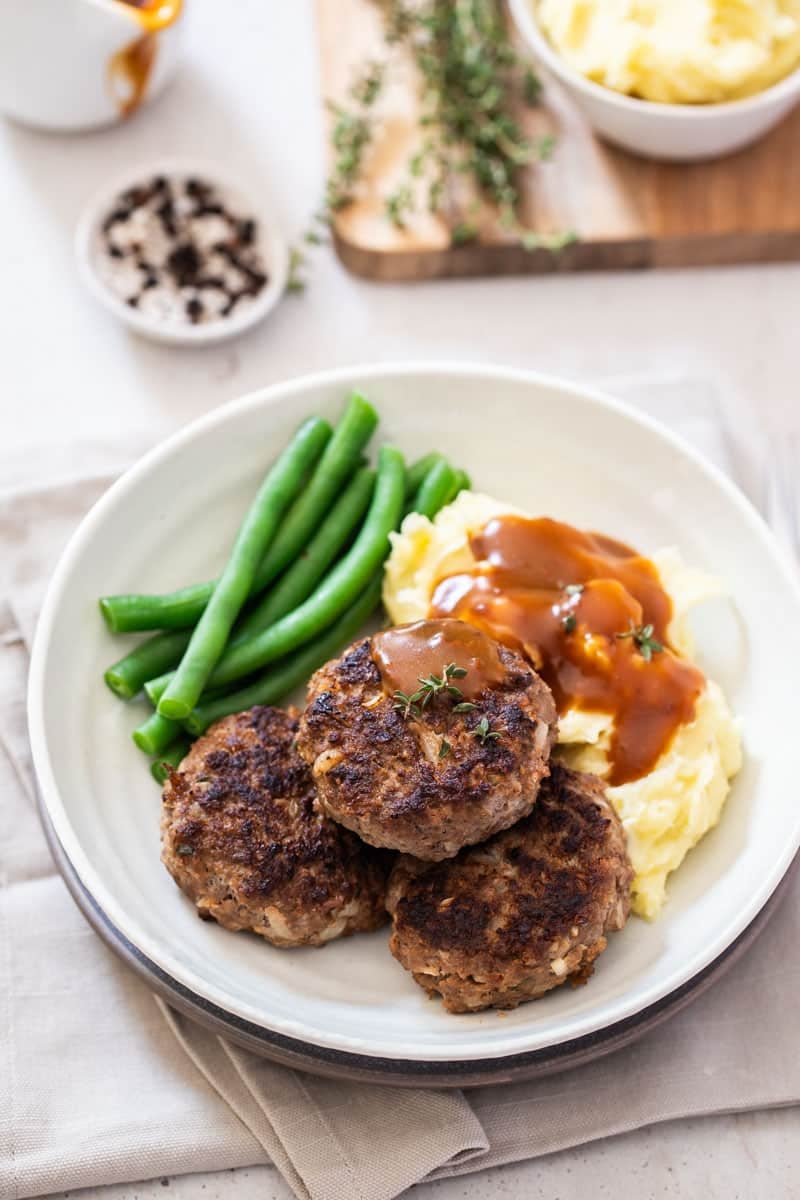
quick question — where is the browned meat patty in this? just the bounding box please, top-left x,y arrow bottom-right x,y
386,764 -> 633,1012
295,622 -> 557,861
161,706 -> 388,948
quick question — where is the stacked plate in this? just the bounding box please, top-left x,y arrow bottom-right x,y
28,364 -> 800,1085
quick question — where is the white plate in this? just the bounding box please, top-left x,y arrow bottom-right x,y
28,363 -> 800,1072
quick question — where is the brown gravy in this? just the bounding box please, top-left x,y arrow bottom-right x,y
430,515 -> 704,785
372,619 -> 506,701
109,0 -> 183,119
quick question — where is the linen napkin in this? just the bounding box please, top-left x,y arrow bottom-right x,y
2,377 -> 796,1200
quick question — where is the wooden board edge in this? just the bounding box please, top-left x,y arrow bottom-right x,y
332,228 -> 800,281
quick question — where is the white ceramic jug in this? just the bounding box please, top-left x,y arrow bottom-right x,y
0,0 -> 185,132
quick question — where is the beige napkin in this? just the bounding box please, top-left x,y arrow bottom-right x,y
3,381 -> 798,1200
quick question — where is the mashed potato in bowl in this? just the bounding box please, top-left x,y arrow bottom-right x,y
536,0 -> 800,104
383,492 -> 742,919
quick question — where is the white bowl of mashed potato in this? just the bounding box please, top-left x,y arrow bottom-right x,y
509,0 -> 800,160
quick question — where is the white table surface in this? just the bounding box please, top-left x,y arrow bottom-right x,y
2,1 -> 798,1197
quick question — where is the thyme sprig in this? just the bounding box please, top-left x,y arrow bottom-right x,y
392,663 -> 504,748
417,662 -> 468,702
392,661 -> 467,719
296,0 -> 573,293
286,246 -> 307,294
375,0 -> 560,241
473,715 -> 503,743
393,689 -> 423,720
326,60 -> 386,214
288,60 -> 385,296
616,621 -> 664,662
318,0 -> 573,255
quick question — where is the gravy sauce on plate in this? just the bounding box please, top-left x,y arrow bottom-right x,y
431,515 -> 704,785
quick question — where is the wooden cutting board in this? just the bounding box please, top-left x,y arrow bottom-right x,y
316,0 -> 800,281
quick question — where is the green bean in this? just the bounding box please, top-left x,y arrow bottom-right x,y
184,576 -> 384,736
194,445 -> 404,692
101,399 -> 378,635
98,416 -> 332,634
408,459 -> 458,519
246,392 -> 379,591
104,630 -> 192,700
150,737 -> 192,785
451,468 -> 471,497
145,672 -> 240,713
404,463 -> 470,521
182,462 -> 458,737
144,672 -> 172,708
102,579 -> 220,637
423,474 -> 462,524
233,466 -> 375,643
405,452 -> 445,499
158,420 -> 349,721
148,451 -> 400,705
133,709 -> 181,757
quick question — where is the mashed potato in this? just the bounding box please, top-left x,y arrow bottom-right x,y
536,0 -> 800,104
383,492 -> 742,919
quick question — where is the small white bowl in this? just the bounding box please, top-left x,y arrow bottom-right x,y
76,159 -> 288,346
509,0 -> 800,161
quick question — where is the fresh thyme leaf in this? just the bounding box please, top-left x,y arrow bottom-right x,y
615,620 -> 664,662
451,221 -> 479,245
523,66 -> 542,106
352,59 -> 385,107
409,148 -> 427,177
536,134 -> 557,162
438,738 -> 452,759
453,701 -> 478,713
325,60 -> 386,213
393,689 -> 422,719
314,0 -> 573,289
562,613 -> 577,633
416,676 -> 438,707
286,246 -> 307,294
473,715 -> 502,743
378,0 -> 553,236
386,184 -> 415,228
412,663 -> 468,707
320,0 -> 573,251
519,228 -> 578,253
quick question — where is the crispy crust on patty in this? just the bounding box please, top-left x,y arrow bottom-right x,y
386,764 -> 633,1011
295,632 -> 558,861
161,706 -> 389,947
